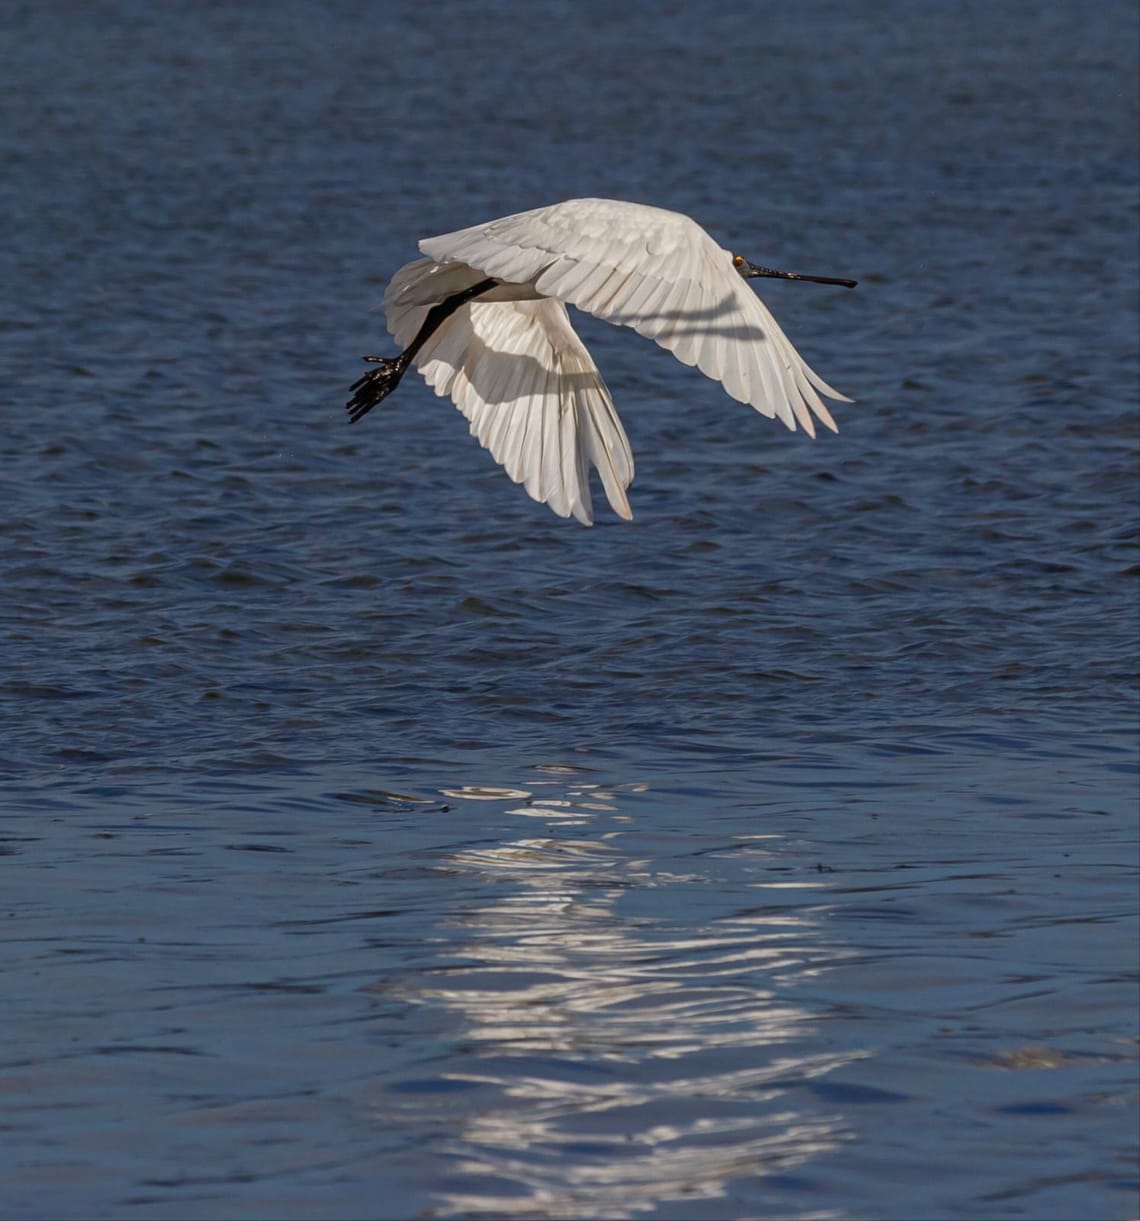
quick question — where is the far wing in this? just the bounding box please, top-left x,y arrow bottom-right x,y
411,295 -> 634,525
419,198 -> 850,438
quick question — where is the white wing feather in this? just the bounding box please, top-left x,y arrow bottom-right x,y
419,198 -> 850,438
401,293 -> 634,525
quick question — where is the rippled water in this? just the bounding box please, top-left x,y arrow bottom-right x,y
3,2 -> 1138,1218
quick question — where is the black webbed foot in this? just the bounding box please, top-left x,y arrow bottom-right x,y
346,354 -> 408,424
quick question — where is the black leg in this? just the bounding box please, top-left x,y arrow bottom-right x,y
346,353 -> 411,424
346,276 -> 498,424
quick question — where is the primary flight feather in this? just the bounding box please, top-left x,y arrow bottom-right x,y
347,198 -> 856,525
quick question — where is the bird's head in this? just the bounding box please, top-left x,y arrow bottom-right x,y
732,253 -> 857,290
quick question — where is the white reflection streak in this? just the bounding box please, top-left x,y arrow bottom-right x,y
394,775 -> 859,1218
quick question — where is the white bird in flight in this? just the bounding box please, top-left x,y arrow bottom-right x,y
348,198 -> 856,524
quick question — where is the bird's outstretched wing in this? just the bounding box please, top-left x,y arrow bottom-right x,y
419,198 -> 849,438
385,267 -> 633,524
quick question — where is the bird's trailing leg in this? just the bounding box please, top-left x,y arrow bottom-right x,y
346,276 -> 498,424
347,354 -> 410,424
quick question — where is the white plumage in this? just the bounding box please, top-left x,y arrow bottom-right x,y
362,198 -> 854,525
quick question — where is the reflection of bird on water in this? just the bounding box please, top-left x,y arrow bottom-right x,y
379,773 -> 856,1218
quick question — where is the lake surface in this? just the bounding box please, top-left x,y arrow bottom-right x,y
2,2 -> 1137,1217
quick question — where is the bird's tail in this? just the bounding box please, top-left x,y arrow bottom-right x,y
383,258 -> 491,349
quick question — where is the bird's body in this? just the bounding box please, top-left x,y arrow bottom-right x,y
348,198 -> 855,524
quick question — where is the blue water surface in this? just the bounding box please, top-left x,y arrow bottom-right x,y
2,2 -> 1137,1218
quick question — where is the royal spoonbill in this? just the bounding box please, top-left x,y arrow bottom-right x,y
347,198 -> 856,524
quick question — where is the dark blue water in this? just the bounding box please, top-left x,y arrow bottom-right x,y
2,2 -> 1138,1217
